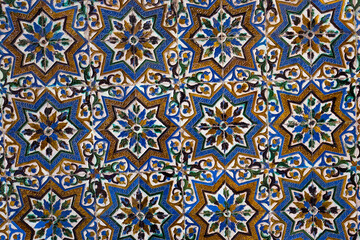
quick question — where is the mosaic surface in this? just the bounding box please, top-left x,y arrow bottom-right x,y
0,0 -> 360,239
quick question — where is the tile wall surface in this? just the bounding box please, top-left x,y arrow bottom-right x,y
0,0 -> 360,239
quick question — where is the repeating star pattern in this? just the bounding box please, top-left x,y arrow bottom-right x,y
0,0 -> 359,239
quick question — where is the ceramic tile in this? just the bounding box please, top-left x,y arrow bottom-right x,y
95,172 -> 182,239
268,79 -> 357,168
93,84 -> 181,172
88,0 -> 178,85
1,0 -> 360,238
179,0 -> 266,80
270,167 -> 358,239
267,0 -> 357,80
270,210 -> 358,240
6,176 -> 97,239
2,87 -> 93,176
0,0 -> 90,87
181,82 -> 268,169
184,169 -> 269,239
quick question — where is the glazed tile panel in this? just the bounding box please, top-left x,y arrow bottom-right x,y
0,0 -> 360,239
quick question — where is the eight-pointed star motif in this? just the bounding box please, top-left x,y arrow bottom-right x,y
193,8 -> 253,66
200,183 -> 256,237
103,8 -> 164,70
108,99 -> 166,159
282,93 -> 342,153
183,3 -> 260,77
273,83 -> 351,161
195,96 -> 253,156
25,190 -> 81,240
15,11 -> 75,73
111,186 -> 170,239
280,3 -> 341,65
19,102 -> 78,162
283,180 -> 343,240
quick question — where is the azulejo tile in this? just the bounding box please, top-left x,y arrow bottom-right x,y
140,171 -> 184,213
7,176 -> 96,240
179,0 -> 266,80
0,0 -> 90,87
270,167 -> 358,240
268,79 -> 357,168
96,172 -> 182,239
2,0 -> 360,238
267,0 -> 357,80
182,81 -> 267,170
92,172 -> 138,215
93,84 -> 181,172
89,0 -> 178,85
2,87 -> 92,176
184,170 -> 269,239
